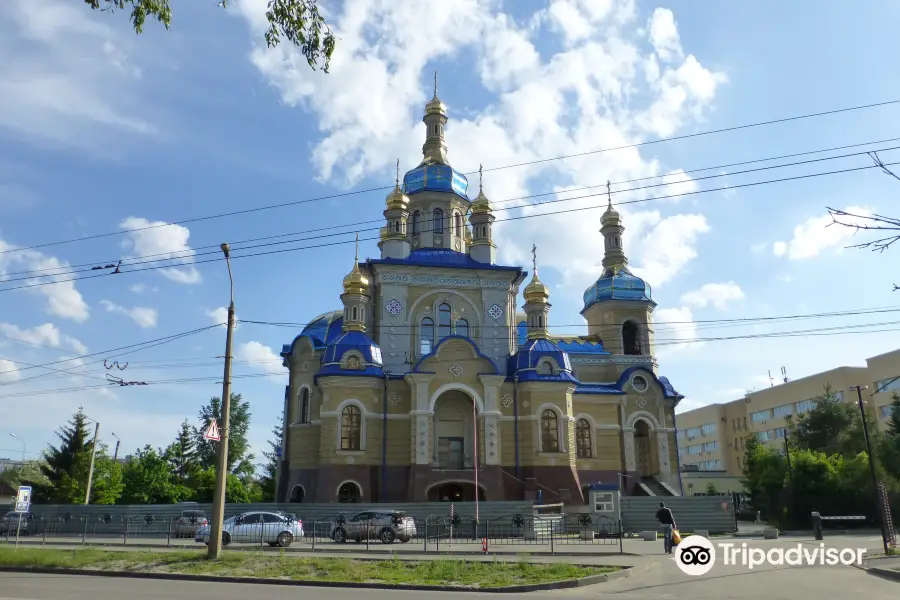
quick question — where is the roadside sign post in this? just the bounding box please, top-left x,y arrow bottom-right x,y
205,421 -> 221,442
14,485 -> 31,550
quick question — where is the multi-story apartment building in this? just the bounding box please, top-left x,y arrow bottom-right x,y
677,348 -> 900,481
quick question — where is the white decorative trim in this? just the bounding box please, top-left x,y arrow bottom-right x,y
624,431 -> 636,471
449,362 -> 463,377
569,355 -> 657,366
379,274 -> 510,289
625,410 -> 661,429
428,382 -> 485,413
500,393 -> 513,408
535,403 -> 567,453
416,415 -> 430,464
485,416 -> 499,465
335,479 -> 364,500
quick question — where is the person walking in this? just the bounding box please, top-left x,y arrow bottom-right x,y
655,501 -> 676,554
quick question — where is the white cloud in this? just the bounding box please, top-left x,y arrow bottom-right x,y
773,206 -> 872,260
205,306 -> 237,329
0,322 -> 87,354
647,7 -> 682,62
654,306 -> 699,355
119,217 -> 201,284
0,0 -> 155,150
0,238 -> 90,322
236,341 -> 283,376
750,241 -> 768,253
680,282 -> 745,311
100,300 -> 158,328
236,1 -> 723,298
0,358 -> 21,383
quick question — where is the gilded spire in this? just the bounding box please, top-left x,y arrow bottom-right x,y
523,243 -> 549,303
479,163 -> 483,192
342,232 -> 370,295
471,163 -> 492,214
396,158 -> 400,187
385,158 -> 408,210
602,179 -> 619,223
606,180 -> 612,209
422,72 -> 449,165
433,70 -> 438,99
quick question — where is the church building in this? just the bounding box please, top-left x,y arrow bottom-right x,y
276,82 -> 684,504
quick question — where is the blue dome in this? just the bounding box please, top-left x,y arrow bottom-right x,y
403,164 -> 469,199
281,311 -> 343,357
318,330 -> 385,379
508,339 -> 577,383
582,267 -> 654,313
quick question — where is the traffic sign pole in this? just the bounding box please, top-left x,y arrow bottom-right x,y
14,486 -> 31,551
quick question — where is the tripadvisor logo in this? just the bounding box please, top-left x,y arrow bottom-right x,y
675,535 -> 867,576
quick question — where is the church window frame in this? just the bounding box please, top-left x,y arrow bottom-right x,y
419,317 -> 435,355
455,318 -> 469,338
338,403 -> 364,451
621,319 -> 643,356
438,303 -> 452,340
351,306 -> 358,321
454,212 -> 462,238
536,358 -> 555,376
540,408 -> 561,453
296,386 -> 311,424
575,417 -> 593,458
412,211 -> 420,235
433,208 -> 444,233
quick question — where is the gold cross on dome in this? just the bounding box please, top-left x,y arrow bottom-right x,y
532,244 -> 538,275
606,180 -> 612,208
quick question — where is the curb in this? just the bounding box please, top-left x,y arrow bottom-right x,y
865,567 -> 900,583
0,565 -> 633,593
1,539 -> 640,557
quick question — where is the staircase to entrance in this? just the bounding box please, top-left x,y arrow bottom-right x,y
639,477 -> 673,496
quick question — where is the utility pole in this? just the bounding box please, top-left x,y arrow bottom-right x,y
84,422 -> 100,505
208,243 -> 236,559
111,433 -> 121,463
783,431 -> 794,524
850,385 -> 889,554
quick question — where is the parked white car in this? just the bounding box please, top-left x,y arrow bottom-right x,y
195,511 -> 303,547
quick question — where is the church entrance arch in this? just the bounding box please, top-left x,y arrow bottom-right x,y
427,481 -> 486,502
634,419 -> 652,477
432,390 -> 478,470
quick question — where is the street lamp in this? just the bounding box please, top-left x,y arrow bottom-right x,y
111,433 -> 121,463
8,433 -> 25,465
208,243 -> 236,560
849,385 -> 889,554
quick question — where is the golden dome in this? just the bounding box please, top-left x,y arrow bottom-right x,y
523,272 -> 549,303
471,188 -> 492,214
385,183 -> 409,211
342,233 -> 370,295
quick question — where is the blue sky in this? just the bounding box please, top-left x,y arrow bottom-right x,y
1,0 -> 900,468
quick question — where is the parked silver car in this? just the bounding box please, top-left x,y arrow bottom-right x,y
330,510 -> 416,544
174,509 -> 208,538
195,511 -> 303,547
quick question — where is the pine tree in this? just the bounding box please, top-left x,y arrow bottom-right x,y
167,419 -> 198,482
258,411 -> 284,502
38,408 -> 93,503
193,393 -> 254,476
887,393 -> 900,436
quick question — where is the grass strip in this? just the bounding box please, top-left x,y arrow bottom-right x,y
0,547 -> 618,588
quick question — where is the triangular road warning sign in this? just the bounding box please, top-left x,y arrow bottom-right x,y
204,421 -> 221,441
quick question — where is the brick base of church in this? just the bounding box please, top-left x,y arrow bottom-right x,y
279,465 -> 638,504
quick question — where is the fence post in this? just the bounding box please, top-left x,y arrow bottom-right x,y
260,521 -> 265,549
167,518 -> 172,548
366,519 -> 370,551
550,519 -> 555,556
123,519 -> 128,546
82,518 -> 88,545
42,520 -> 47,545
618,520 -> 624,555
311,521 -> 316,552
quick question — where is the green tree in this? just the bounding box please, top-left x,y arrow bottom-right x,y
0,461 -> 50,490
87,449 -> 125,505
258,412 -> 284,502
83,0 -> 336,72
792,385 -> 869,456
193,393 -> 255,477
37,409 -> 93,503
877,393 -> 900,481
191,467 -> 260,504
705,482 -> 718,496
120,445 -> 192,504
885,393 -> 900,436
167,420 -> 199,482
741,435 -> 787,521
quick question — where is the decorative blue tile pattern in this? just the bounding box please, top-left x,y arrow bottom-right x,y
582,266 -> 655,313
403,164 -> 469,199
368,249 -> 523,272
516,321 -> 609,354
507,338 -> 577,383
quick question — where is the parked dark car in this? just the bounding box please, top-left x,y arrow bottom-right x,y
0,511 -> 35,536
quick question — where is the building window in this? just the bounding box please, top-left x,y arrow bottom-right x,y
433,208 -> 443,233
576,419 -> 592,458
412,211 -> 420,235
438,303 -> 452,339
795,399 -> 818,413
593,492 -> 613,512
750,410 -> 770,423
876,376 -> 900,393
456,318 -> 469,338
351,306 -> 358,321
340,405 -> 362,450
757,430 -> 772,442
455,213 -> 462,237
622,321 -> 641,355
541,409 -> 560,452
537,360 -> 553,376
338,481 -> 362,503
298,388 -> 310,424
702,441 -> 718,452
701,422 -> 716,436
420,317 -> 435,354
773,404 -> 793,418
686,427 -> 701,439
687,445 -> 701,455
881,404 -> 895,419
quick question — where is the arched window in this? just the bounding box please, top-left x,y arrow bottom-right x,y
622,321 -> 641,355
420,317 -> 435,354
455,213 -> 462,237
576,419 -> 592,458
341,405 -> 362,450
338,481 -> 362,503
351,306 -> 358,321
541,409 -> 559,452
438,303 -> 452,339
298,388 -> 310,424
433,208 -> 443,233
412,211 -> 420,235
289,485 -> 305,502
537,360 -> 552,376
456,318 -> 469,338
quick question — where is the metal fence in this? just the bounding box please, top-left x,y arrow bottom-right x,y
1,512 -> 625,555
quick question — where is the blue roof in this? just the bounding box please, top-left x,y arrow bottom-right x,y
574,384 -> 624,395
281,311 -> 343,357
412,335 -> 500,374
317,330 -> 385,380
582,266 -> 655,313
403,164 -> 469,199
516,322 -> 609,354
368,249 -> 523,272
615,366 -> 682,400
508,338 -> 577,383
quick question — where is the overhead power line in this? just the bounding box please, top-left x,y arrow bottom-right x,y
5,136 -> 900,281
2,97 -> 899,257
2,158 -> 899,294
